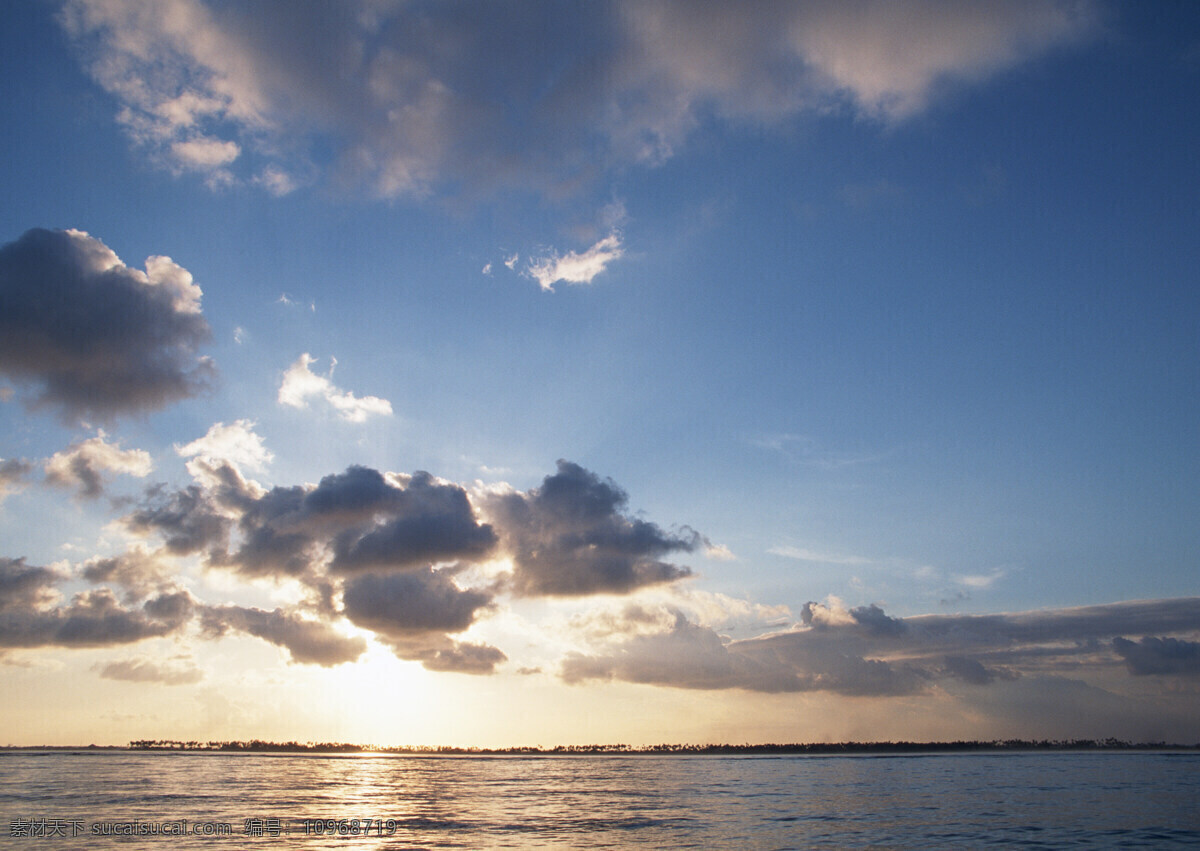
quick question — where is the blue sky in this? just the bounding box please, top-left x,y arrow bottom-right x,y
1,0 -> 1198,746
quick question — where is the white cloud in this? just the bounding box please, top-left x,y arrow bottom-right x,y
527,234 -> 623,292
175,419 -> 273,475
278,353 -> 392,423
170,137 -> 240,169
44,432 -> 153,498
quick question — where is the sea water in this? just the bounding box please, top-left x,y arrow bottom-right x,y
2,750 -> 1198,848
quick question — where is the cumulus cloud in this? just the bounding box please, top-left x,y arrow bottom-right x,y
199,604 -> 365,667
329,470 -> 497,572
175,419 -> 273,476
484,460 -> 699,596
0,228 -> 213,422
80,547 -> 177,601
124,478 -> 236,558
278,354 -> 392,423
0,583 -> 193,650
44,432 -> 153,498
0,558 -> 65,612
342,568 -> 494,637
126,463 -> 497,585
527,234 -> 623,292
58,0 -> 1098,198
97,657 -> 203,685
341,567 -> 504,673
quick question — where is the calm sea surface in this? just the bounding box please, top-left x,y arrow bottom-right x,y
1,750 -> 1198,848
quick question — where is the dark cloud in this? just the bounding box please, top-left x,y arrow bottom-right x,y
0,228 -> 214,422
125,482 -> 233,557
97,657 -> 204,685
1,558 -> 191,649
1113,636 -> 1200,677
341,568 -> 503,674
130,464 -> 496,582
199,604 -> 365,666
342,568 -> 494,637
327,470 -> 497,572
487,460 -> 698,596
0,557 -> 64,611
0,588 -> 193,649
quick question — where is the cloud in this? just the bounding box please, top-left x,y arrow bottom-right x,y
278,354 -> 392,422
0,558 -> 65,612
1113,636 -> 1200,677
58,1 -> 1098,198
199,605 -> 366,666
124,478 -> 236,558
342,568 -> 495,637
0,458 -> 33,501
0,586 -> 193,649
97,657 -> 204,685
176,419 -> 273,475
527,233 -> 623,292
484,460 -> 699,596
769,545 -> 872,566
329,470 -> 498,572
341,567 -> 504,674
127,463 -> 497,584
80,547 -> 177,601
0,228 -> 213,422
44,432 -> 153,498
942,654 -> 1015,686
560,596 -> 1200,696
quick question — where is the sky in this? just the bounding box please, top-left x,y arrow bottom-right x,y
1,0 -> 1198,747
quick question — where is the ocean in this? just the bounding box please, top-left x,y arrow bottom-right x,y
2,750 -> 1198,848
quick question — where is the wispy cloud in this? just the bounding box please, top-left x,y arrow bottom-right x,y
769,545 -> 873,566
750,433 -> 887,469
526,234 -> 624,292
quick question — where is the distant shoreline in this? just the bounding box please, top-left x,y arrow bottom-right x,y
3,739 -> 1198,755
